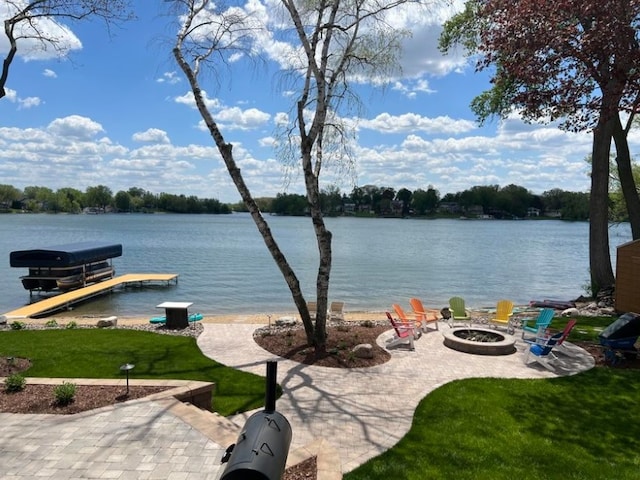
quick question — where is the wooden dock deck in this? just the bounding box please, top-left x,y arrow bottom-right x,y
2,273 -> 178,319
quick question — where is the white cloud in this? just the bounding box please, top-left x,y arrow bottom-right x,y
43,69 -> 57,78
47,115 -> 105,140
214,106 -> 271,130
156,71 -> 181,84
17,96 -> 41,109
132,128 -> 171,144
360,113 -> 477,135
3,88 -> 17,101
174,90 -> 221,110
0,3 -> 82,60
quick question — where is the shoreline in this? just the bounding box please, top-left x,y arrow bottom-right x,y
18,310 -> 391,326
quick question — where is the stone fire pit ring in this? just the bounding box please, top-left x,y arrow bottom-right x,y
443,327 -> 517,356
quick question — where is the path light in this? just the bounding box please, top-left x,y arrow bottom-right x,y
119,363 -> 135,395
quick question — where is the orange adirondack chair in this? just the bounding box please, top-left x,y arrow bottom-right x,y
409,297 -> 440,332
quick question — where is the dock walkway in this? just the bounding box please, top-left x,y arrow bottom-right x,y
3,273 -> 178,319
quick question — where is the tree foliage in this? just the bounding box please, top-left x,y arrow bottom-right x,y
1,0 -> 133,99
439,0 -> 640,293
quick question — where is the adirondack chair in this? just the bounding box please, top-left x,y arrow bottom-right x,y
385,312 -> 417,350
556,319 -> 578,352
521,308 -> 555,341
392,304 -> 423,338
489,299 -> 515,334
409,297 -> 440,332
524,319 -> 578,369
448,296 -> 472,327
329,301 -> 345,321
307,301 -> 317,320
524,331 -> 564,370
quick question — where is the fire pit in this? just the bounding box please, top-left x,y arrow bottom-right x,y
443,327 -> 516,355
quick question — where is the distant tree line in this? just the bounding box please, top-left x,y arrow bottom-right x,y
236,184 -> 593,221
1,181 -> 633,222
0,185 -> 231,214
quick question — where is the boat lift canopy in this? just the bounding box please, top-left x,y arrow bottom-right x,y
10,242 -> 123,268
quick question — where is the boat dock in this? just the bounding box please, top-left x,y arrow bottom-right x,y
2,273 -> 178,320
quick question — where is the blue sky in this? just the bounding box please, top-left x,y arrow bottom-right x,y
0,0 -> 624,203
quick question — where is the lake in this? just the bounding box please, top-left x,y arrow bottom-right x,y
0,213 -> 632,318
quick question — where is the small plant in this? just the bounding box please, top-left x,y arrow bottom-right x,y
337,324 -> 350,332
4,373 -> 26,393
45,319 -> 58,328
10,321 -> 25,330
65,321 -> 78,329
362,320 -> 375,328
54,382 -> 77,406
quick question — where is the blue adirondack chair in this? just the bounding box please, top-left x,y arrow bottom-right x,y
521,308 -> 554,341
524,331 -> 564,371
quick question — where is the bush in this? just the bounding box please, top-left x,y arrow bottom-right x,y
54,382 -> 77,405
45,319 -> 58,328
4,373 -> 26,392
65,321 -> 77,329
10,321 -> 25,330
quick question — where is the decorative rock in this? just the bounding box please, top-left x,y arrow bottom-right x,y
275,316 -> 298,327
352,343 -> 374,359
561,307 -> 579,317
0,315 -> 6,325
97,316 -> 118,328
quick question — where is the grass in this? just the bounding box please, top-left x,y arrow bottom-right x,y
2,315 -> 638,478
345,315 -> 640,479
0,329 -> 269,416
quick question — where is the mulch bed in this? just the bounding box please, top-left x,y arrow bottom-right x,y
254,322 -> 392,368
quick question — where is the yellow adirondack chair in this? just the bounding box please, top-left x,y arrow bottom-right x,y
489,299 -> 515,334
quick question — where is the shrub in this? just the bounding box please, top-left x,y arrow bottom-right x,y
4,373 -> 26,392
45,319 -> 58,328
10,321 -> 25,330
54,382 -> 77,406
65,321 -> 77,329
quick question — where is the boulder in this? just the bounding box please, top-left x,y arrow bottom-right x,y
352,343 -> 374,359
275,316 -> 297,327
97,316 -> 118,328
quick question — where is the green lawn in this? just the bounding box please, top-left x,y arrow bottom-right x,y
346,316 -> 640,479
345,369 -> 640,479
0,328 -> 268,416
3,316 -> 639,478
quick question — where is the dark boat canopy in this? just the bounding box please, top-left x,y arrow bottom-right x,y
10,242 -> 122,268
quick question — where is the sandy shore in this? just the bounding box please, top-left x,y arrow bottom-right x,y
24,310 -> 390,326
